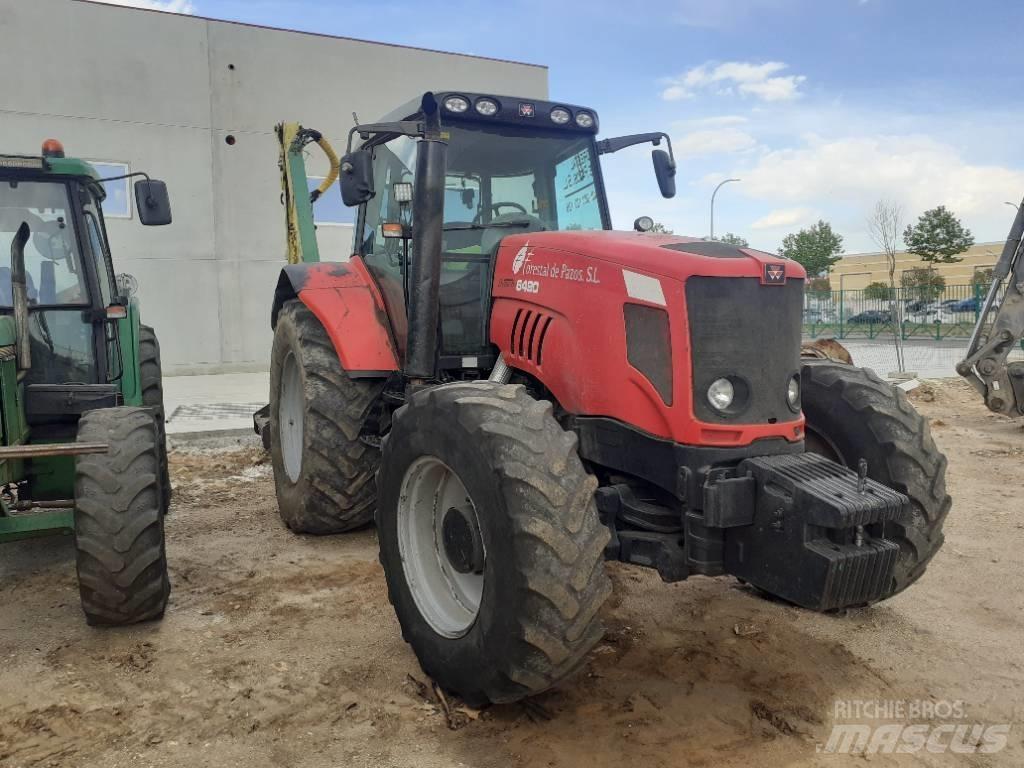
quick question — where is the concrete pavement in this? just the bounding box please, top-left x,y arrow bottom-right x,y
162,338 -> 1000,437
164,372 -> 268,436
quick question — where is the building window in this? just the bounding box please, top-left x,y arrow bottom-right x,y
308,177 -> 355,226
88,161 -> 131,218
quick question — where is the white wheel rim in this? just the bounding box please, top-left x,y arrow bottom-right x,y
397,456 -> 484,638
279,351 -> 304,482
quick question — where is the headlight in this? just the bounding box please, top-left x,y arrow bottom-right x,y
787,375 -> 800,411
707,378 -> 735,411
550,107 -> 571,125
475,98 -> 499,116
443,95 -> 469,113
575,111 -> 595,128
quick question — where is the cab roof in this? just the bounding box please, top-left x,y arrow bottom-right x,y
0,154 -> 105,199
373,90 -> 600,134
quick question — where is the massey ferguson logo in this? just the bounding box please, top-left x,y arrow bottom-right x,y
764,263 -> 786,284
512,244 -> 530,274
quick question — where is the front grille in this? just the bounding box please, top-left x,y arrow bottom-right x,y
685,276 -> 803,424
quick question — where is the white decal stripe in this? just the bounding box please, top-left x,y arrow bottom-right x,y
621,270 -> 666,306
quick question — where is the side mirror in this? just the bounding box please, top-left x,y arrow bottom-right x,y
134,179 -> 172,226
340,150 -> 375,206
652,149 -> 676,199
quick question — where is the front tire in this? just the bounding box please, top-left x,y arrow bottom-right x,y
269,300 -> 384,534
377,382 -> 611,706
74,407 -> 170,626
139,324 -> 170,515
800,361 -> 951,598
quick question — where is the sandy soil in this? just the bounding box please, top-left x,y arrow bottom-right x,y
2,379 -> 1022,767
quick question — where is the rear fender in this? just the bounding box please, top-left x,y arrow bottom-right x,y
271,258 -> 399,376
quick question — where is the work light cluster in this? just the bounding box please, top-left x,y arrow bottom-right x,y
442,95 -> 595,128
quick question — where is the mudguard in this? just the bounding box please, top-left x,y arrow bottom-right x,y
271,258 -> 399,377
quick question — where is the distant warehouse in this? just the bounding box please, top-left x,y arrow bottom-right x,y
0,0 -> 547,373
831,242 -> 1005,290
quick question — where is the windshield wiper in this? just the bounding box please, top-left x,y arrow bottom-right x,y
442,221 -> 536,231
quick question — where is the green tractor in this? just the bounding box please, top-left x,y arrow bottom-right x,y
0,139 -> 172,625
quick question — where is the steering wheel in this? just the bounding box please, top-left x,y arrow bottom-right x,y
489,201 -> 528,217
474,201 -> 529,226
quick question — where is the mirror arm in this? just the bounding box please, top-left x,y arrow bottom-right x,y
95,170 -> 163,209
345,120 -> 426,153
597,132 -> 676,166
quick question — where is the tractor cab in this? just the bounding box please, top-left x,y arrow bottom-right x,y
0,143 -> 171,397
343,91 -> 676,371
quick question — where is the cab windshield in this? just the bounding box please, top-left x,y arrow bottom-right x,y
359,123 -> 606,260
0,180 -> 88,306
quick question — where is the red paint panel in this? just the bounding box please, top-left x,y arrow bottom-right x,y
490,233 -> 804,448
296,258 -> 399,374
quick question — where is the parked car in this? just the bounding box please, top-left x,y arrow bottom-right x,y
847,310 -> 892,324
950,297 -> 981,313
908,307 -> 954,324
804,307 -> 837,323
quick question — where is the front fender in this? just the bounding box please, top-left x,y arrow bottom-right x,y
272,259 -> 399,376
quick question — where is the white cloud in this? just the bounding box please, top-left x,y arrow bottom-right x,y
736,135 -> 1024,214
675,127 -> 758,158
751,207 -> 814,230
717,133 -> 1024,250
85,0 -> 196,13
662,60 -> 806,102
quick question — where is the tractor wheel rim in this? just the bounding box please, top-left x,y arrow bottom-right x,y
397,456 -> 484,638
279,351 -> 304,483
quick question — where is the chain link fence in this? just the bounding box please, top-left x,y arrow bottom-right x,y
802,283 -> 1023,378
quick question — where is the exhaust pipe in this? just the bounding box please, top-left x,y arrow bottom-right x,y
404,93 -> 447,382
11,222 -> 31,371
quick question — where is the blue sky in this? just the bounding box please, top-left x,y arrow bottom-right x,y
112,0 -> 1024,253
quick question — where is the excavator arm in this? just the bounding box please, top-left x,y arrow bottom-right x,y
277,122 -> 340,264
957,198 -> 1024,416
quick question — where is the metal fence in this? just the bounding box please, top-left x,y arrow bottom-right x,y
802,283 -> 991,340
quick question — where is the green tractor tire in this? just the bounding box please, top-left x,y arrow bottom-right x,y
139,324 -> 171,515
74,407 -> 171,626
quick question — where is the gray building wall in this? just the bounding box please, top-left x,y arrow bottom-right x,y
0,0 -> 548,373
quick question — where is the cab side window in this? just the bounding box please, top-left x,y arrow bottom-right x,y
81,191 -> 116,307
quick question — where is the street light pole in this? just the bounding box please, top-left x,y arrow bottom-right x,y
838,270 -> 872,337
710,178 -> 740,240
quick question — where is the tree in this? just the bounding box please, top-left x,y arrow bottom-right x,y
718,232 -> 749,247
866,199 -> 906,371
864,282 -> 893,300
808,277 -> 832,293
778,220 -> 844,277
650,222 -> 674,234
903,205 -> 974,264
973,266 -> 994,287
901,267 -> 946,302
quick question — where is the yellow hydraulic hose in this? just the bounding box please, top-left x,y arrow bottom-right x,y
310,136 -> 340,202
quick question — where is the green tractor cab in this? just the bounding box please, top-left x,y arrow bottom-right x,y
0,140 -> 172,625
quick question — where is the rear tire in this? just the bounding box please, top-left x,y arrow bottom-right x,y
269,300 -> 384,534
74,407 -> 170,626
377,382 -> 611,706
139,324 -> 170,515
800,361 -> 950,599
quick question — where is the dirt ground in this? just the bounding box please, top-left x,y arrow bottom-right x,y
2,378 -> 1022,767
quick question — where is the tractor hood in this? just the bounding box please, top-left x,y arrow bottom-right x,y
498,230 -> 803,283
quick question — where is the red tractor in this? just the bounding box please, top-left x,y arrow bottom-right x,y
267,92 -> 949,706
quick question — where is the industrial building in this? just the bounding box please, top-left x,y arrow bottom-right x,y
0,0 -> 547,373
830,241 -> 1004,290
